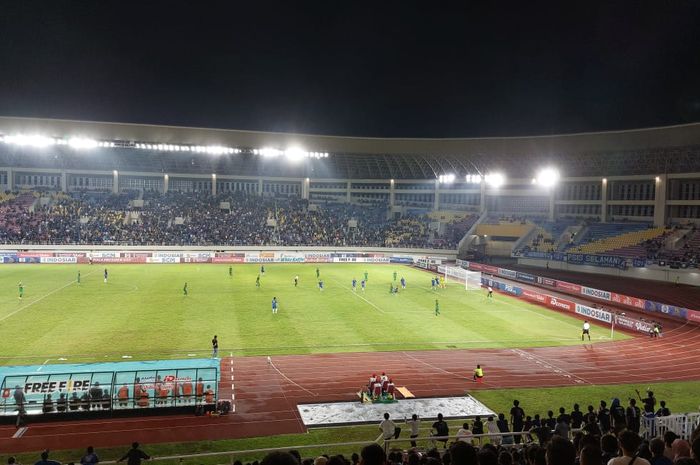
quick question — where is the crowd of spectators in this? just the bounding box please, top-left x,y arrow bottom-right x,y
9,412 -> 700,465
0,191 -> 459,249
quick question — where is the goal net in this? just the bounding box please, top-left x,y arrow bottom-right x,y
438,265 -> 482,290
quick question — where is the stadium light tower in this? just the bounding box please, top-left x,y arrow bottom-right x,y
535,167 -> 560,187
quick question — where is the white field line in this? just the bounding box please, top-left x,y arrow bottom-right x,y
329,277 -> 385,314
0,270 -> 99,323
268,357 -> 318,397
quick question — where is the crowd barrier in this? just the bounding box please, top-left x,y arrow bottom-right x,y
457,259 -> 700,327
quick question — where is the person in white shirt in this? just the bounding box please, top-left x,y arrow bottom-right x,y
379,412 -> 397,443
486,416 -> 501,445
607,431 -> 650,465
456,422 -> 473,443
582,320 -> 591,341
405,414 -> 420,448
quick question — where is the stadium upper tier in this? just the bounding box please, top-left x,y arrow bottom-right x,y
1,117 -> 700,178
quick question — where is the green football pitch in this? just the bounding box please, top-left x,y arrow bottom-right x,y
0,264 -> 627,365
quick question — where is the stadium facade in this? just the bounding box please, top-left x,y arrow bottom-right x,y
1,116 -> 700,227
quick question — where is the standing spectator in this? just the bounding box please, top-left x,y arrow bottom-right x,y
497,413 -> 512,445
626,399 -> 641,434
571,404 -> 584,429
13,385 -> 26,412
34,451 -> 61,465
545,410 -> 557,431
405,414 -> 420,448
656,401 -> 671,417
649,438 -> 673,465
510,400 -> 525,444
598,401 -> 611,434
432,413 -> 450,448
610,398 -> 626,431
487,415 -> 501,446
379,412 -> 397,444
608,431 -> 651,465
557,407 -> 571,425
117,442 -> 150,465
584,405 -> 598,426
582,413 -> 602,437
80,446 -> 99,465
472,415 -> 485,445
554,415 -> 570,439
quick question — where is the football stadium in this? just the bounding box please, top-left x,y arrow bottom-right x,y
1,116 -> 700,462
2,4 -> 700,465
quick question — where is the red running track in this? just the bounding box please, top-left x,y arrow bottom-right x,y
3,323 -> 700,454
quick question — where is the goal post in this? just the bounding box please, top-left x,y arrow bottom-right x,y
438,265 -> 483,290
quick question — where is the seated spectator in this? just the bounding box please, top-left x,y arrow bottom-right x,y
580,446 -> 603,465
80,446 -> 99,465
547,436 -> 576,465
42,394 -> 54,413
449,441 -> 477,465
34,451 -> 61,465
261,452 -> 299,465
650,439 -> 672,465
457,422 -> 473,443
672,440 -> 692,462
609,431 -> 651,465
601,434 -> 619,464
359,444 -> 385,465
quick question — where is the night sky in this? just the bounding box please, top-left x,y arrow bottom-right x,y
1,1 -> 699,138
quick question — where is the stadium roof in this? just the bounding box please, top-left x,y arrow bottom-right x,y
1,116 -> 700,179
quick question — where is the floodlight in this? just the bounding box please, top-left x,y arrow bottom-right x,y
68,137 -> 98,149
285,147 -> 306,162
465,174 -> 482,184
484,173 -> 505,188
260,147 -> 282,158
5,134 -> 56,147
439,174 -> 456,183
535,168 -> 560,187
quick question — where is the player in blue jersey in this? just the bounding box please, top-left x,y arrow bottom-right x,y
400,277 -> 406,289
271,297 -> 278,314
352,278 -> 357,291
361,279 -> 366,291
318,280 -> 324,291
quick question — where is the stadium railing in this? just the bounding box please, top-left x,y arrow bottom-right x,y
643,412 -> 700,441
54,431 -> 537,465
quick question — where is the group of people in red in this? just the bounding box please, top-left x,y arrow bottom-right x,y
365,372 -> 396,400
